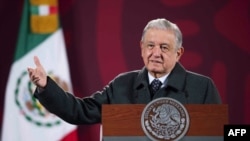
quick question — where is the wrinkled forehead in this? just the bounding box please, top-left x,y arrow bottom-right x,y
142,28 -> 176,42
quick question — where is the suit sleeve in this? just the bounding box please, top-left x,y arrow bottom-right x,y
34,76 -> 109,124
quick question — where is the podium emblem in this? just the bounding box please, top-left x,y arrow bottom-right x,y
141,98 -> 190,141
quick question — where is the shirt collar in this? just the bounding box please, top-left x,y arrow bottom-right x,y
148,72 -> 169,84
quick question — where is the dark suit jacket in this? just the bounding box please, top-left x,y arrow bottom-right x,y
35,62 -> 221,124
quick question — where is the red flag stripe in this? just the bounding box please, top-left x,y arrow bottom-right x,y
49,6 -> 58,14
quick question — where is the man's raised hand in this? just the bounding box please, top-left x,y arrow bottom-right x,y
27,56 -> 47,88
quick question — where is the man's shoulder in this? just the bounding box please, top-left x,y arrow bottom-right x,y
186,70 -> 212,82
116,69 -> 142,79
112,67 -> 147,82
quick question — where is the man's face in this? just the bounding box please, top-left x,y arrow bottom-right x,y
141,28 -> 184,78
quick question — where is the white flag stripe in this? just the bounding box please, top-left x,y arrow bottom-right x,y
1,29 -> 77,141
39,5 -> 49,16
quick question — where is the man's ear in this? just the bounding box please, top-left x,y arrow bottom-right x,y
176,47 -> 184,60
140,41 -> 143,49
140,41 -> 144,56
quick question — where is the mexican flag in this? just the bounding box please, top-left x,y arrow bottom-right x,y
1,0 -> 78,140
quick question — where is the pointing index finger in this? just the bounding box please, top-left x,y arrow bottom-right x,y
34,56 -> 42,67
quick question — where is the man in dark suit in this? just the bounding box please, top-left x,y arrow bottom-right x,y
27,18 -> 221,124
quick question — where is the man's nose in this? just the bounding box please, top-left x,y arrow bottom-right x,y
152,46 -> 161,56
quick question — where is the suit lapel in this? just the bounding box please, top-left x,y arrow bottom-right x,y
133,63 -> 188,104
133,67 -> 152,104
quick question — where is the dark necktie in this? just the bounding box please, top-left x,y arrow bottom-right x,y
150,79 -> 162,96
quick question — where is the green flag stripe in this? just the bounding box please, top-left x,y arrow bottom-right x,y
30,5 -> 39,15
14,0 -> 60,61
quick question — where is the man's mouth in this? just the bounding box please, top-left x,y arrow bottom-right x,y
150,60 -> 162,64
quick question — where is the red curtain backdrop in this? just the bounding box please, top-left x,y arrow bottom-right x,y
0,0 -> 249,140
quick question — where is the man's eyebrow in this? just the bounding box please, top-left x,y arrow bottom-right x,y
160,43 -> 169,46
145,41 -> 170,46
145,41 -> 154,44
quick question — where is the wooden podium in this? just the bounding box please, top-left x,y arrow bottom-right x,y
102,104 -> 228,141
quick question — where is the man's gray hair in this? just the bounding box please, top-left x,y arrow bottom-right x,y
141,18 -> 183,49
